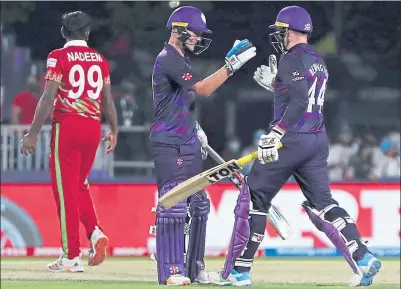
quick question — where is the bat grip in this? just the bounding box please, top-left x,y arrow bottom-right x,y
237,151 -> 258,166
237,142 -> 283,166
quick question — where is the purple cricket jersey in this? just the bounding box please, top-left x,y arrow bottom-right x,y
150,44 -> 203,144
271,43 -> 328,133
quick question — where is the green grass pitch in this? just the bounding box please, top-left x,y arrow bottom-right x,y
1,257 -> 400,289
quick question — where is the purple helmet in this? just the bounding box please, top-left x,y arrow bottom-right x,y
166,6 -> 212,55
268,6 -> 313,54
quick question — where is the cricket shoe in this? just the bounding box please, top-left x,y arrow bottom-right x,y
229,269 -> 252,287
166,274 -> 191,286
347,252 -> 382,287
88,226 -> 108,266
209,269 -> 252,286
195,269 -> 211,284
208,271 -> 233,286
47,254 -> 84,273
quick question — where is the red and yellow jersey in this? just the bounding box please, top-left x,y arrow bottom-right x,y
45,40 -> 111,122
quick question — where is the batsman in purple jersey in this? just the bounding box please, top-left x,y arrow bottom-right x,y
150,44 -> 202,144
211,6 -> 382,287
149,5 -> 257,286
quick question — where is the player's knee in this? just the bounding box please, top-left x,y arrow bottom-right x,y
157,181 -> 187,218
310,197 -> 339,212
158,180 -> 181,198
249,203 -> 268,226
322,205 -> 352,223
189,195 -> 210,217
307,202 -> 352,224
249,190 -> 271,214
190,189 -> 208,201
157,201 -> 187,219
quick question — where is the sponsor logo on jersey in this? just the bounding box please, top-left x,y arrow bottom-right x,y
47,58 -> 57,68
292,71 -> 305,81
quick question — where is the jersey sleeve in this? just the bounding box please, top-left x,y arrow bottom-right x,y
159,53 -> 202,91
44,50 -> 63,83
275,54 -> 309,131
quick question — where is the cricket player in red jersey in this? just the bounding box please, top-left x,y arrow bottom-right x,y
20,11 -> 118,272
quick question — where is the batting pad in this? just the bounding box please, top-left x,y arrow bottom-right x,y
185,196 -> 210,282
156,215 -> 186,284
302,202 -> 359,274
222,181 -> 251,279
156,181 -> 187,284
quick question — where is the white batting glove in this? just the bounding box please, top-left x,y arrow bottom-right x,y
258,127 -> 284,164
253,54 -> 277,92
195,121 -> 208,160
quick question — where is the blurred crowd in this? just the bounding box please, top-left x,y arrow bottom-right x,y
221,126 -> 400,182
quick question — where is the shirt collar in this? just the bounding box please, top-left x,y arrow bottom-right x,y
64,40 -> 88,48
164,43 -> 187,58
288,43 -> 313,52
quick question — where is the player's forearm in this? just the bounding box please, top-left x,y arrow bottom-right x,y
193,66 -> 229,97
11,107 -> 21,125
101,97 -> 118,134
28,94 -> 54,135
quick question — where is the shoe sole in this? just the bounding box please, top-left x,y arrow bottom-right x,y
47,267 -> 84,273
359,259 -> 382,286
196,281 -> 211,285
166,281 -> 191,286
88,236 -> 108,266
232,275 -> 252,287
234,281 -> 252,287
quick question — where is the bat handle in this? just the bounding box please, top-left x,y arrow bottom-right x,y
237,151 -> 258,166
237,142 -> 283,167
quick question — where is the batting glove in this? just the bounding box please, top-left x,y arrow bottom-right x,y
253,54 -> 277,92
225,39 -> 257,76
195,121 -> 208,160
258,126 -> 285,164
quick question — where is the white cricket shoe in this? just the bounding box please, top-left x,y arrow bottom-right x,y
166,274 -> 191,286
195,269 -> 211,284
208,271 -> 234,286
47,254 -> 84,273
88,226 -> 108,266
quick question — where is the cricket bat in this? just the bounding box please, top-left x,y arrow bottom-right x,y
158,143 -> 282,209
204,144 -> 294,240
